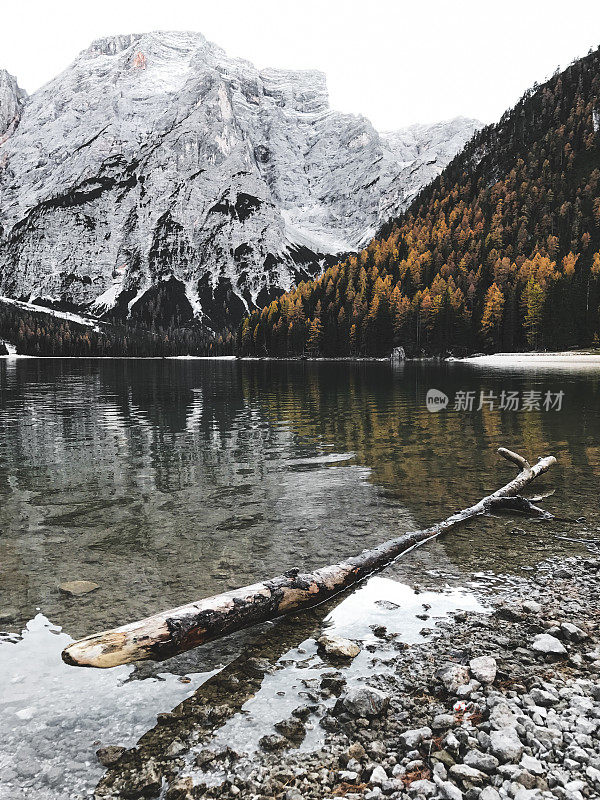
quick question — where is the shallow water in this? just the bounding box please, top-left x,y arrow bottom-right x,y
1,358 -> 599,798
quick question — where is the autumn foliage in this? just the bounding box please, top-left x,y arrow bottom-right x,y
239,47 -> 600,357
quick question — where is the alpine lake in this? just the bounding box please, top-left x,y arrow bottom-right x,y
1,356 -> 599,799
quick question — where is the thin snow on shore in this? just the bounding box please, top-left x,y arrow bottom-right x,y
167,355 -> 237,360
458,352 -> 600,370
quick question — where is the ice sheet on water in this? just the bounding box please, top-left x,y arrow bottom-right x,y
0,614 -> 215,800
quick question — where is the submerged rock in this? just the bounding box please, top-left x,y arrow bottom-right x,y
317,633 -> 361,659
259,733 -> 288,752
274,717 -> 306,744
59,580 -> 99,596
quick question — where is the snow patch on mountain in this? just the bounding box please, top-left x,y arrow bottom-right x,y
0,296 -> 102,331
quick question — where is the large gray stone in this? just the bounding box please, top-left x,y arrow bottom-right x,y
529,688 -> 558,707
317,634 -> 361,659
489,702 -> 518,730
531,634 -> 567,657
438,663 -> 471,693
469,656 -> 497,684
464,750 -> 499,772
449,764 -> 487,786
342,686 -> 390,718
399,726 -> 432,749
489,727 -> 524,763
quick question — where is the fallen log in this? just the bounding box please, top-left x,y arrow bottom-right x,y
62,447 -> 557,668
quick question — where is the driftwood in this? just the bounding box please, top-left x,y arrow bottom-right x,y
62,447 -> 557,668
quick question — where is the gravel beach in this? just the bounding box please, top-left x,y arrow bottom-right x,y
93,552 -> 600,800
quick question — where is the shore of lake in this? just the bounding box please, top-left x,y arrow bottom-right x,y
456,353 -> 600,368
93,552 -> 600,800
3,351 -> 600,365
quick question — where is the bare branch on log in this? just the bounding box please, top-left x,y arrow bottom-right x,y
62,448 -> 557,669
497,447 -> 531,472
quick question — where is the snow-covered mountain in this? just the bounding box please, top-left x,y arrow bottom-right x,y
0,32 -> 480,328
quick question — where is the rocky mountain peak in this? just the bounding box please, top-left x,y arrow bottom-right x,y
0,31 -> 480,330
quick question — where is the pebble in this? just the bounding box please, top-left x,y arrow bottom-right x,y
433,774 -> 464,799
369,765 -> 387,785
480,788 -> 501,800
520,754 -> 544,775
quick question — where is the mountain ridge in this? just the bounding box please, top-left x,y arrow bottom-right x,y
0,31 -> 479,330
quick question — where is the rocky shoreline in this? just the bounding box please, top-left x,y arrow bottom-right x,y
95,554 -> 600,800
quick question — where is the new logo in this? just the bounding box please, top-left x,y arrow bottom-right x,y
426,389 -> 449,412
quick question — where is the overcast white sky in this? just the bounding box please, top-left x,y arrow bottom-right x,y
2,0 -> 600,130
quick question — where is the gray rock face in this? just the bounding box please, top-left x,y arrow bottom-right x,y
0,31 -> 479,327
379,117 -> 480,220
0,70 -> 26,142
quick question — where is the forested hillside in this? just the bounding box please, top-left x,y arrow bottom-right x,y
239,47 -> 600,357
0,302 -> 234,357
